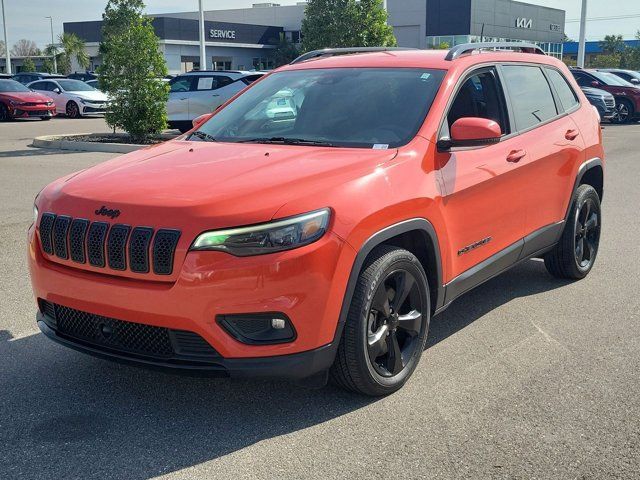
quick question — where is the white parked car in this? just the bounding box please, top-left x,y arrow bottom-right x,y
167,71 -> 264,132
27,78 -> 109,118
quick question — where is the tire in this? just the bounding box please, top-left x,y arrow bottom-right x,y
612,98 -> 633,124
0,103 -> 9,122
544,184 -> 601,279
66,101 -> 81,119
330,245 -> 430,396
40,116 -> 51,121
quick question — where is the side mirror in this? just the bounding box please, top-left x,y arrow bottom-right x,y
192,112 -> 214,128
53,87 -> 61,94
591,81 -> 600,87
630,78 -> 640,85
439,117 -> 502,149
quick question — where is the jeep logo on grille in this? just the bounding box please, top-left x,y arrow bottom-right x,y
95,206 -> 121,219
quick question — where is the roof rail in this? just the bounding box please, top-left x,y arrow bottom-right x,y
290,47 -> 416,65
444,42 -> 546,61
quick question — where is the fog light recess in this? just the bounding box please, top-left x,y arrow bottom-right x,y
217,313 -> 296,345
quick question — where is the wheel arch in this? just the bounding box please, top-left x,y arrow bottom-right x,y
333,219 -> 444,346
571,158 -> 604,212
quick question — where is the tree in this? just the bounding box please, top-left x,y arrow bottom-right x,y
301,0 -> 395,52
591,54 -> 621,68
599,34 -> 625,55
58,33 -> 89,74
98,0 -> 169,143
21,57 -> 36,72
273,32 -> 300,66
41,57 -> 56,73
11,39 -> 40,56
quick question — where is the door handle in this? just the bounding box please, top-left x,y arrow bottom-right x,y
506,149 -> 526,163
565,129 -> 579,140
211,94 -> 220,97
179,97 -> 187,100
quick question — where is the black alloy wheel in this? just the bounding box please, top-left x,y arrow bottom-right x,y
544,184 -> 601,279
331,245 -> 430,396
0,103 -> 9,121
367,269 -> 424,377
66,101 -> 80,118
574,195 -> 600,270
612,99 -> 631,124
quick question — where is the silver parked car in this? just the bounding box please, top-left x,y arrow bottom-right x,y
167,71 -> 264,132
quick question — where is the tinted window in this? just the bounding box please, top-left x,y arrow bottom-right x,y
446,68 -> 509,135
590,71 -> 633,87
193,75 -> 233,91
572,71 -> 592,88
29,81 -> 47,90
546,68 -> 579,111
169,76 -> 193,92
194,68 -> 445,148
502,65 -> 558,131
0,79 -> 30,92
57,79 -> 95,91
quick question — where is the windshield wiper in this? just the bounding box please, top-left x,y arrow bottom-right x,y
188,131 -> 217,142
236,137 -> 335,147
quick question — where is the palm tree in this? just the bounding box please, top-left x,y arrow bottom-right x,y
56,33 -> 89,74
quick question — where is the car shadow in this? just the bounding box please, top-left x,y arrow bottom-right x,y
0,148 -> 80,158
0,260 -> 569,479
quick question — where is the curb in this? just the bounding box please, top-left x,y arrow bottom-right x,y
32,133 -> 179,154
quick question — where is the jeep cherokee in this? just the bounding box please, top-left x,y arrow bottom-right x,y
29,43 -> 604,396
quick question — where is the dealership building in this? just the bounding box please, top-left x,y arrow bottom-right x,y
62,0 -> 565,75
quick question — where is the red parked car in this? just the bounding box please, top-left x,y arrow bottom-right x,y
0,79 -> 56,121
29,44 -> 604,396
570,67 -> 640,123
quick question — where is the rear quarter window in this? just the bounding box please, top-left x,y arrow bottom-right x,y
502,65 -> 558,131
546,68 -> 580,112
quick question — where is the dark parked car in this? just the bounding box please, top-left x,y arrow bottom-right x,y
0,73 -> 12,79
12,72 -> 66,85
67,71 -> 98,82
598,68 -> 640,86
570,67 -> 640,123
581,86 -> 616,121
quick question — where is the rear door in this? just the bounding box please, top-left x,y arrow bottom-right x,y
187,75 -> 238,118
436,66 -> 527,288
499,64 -> 585,255
167,76 -> 193,121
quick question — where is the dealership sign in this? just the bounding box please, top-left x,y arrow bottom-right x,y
515,17 -> 533,29
210,29 -> 236,40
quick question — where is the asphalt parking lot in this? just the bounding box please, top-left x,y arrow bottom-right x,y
1,118 -> 639,479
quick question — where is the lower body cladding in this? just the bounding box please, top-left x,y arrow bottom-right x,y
81,105 -> 107,115
28,225 -> 354,379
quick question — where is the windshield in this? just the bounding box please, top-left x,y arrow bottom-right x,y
192,68 -> 445,148
591,71 -> 634,87
0,79 -> 30,92
57,79 -> 96,92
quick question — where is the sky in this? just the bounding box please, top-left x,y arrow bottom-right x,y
1,0 -> 639,50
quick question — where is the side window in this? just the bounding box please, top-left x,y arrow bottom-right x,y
195,76 -> 216,91
169,77 -> 192,93
214,76 -> 234,89
616,72 -> 632,82
446,68 -> 510,135
30,81 -> 45,90
546,68 -> 579,112
502,65 -> 558,131
572,72 -> 592,88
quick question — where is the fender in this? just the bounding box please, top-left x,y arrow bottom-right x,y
331,218 -> 444,346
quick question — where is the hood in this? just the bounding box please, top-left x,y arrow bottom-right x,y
1,91 -> 52,103
581,87 -> 611,98
71,90 -> 108,102
40,140 -> 397,230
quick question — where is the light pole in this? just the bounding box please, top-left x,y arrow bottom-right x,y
198,0 -> 207,70
577,0 -> 588,68
45,16 -> 57,73
1,0 -> 10,75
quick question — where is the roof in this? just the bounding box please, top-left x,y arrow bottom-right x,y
563,40 -> 640,55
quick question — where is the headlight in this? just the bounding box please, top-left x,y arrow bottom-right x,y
191,209 -> 330,256
33,203 -> 39,224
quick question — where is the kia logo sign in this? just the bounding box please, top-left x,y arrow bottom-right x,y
515,18 -> 533,29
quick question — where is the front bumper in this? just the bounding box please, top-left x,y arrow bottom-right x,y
10,106 -> 55,118
28,222 -> 355,369
81,102 -> 107,115
37,314 -> 336,378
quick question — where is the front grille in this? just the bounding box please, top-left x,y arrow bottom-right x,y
38,212 -> 180,276
39,300 -> 220,360
604,97 -> 615,108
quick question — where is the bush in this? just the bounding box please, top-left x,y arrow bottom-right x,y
21,57 -> 36,72
97,0 -> 169,143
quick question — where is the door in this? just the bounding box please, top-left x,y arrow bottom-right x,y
499,65 -> 585,247
187,75 -> 238,118
167,76 -> 193,121
436,67 -> 527,286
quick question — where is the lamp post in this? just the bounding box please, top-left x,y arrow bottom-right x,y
577,0 -> 588,68
198,0 -> 207,70
1,0 -> 10,75
45,16 -> 57,73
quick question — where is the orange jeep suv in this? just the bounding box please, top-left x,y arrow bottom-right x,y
29,43 -> 604,396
